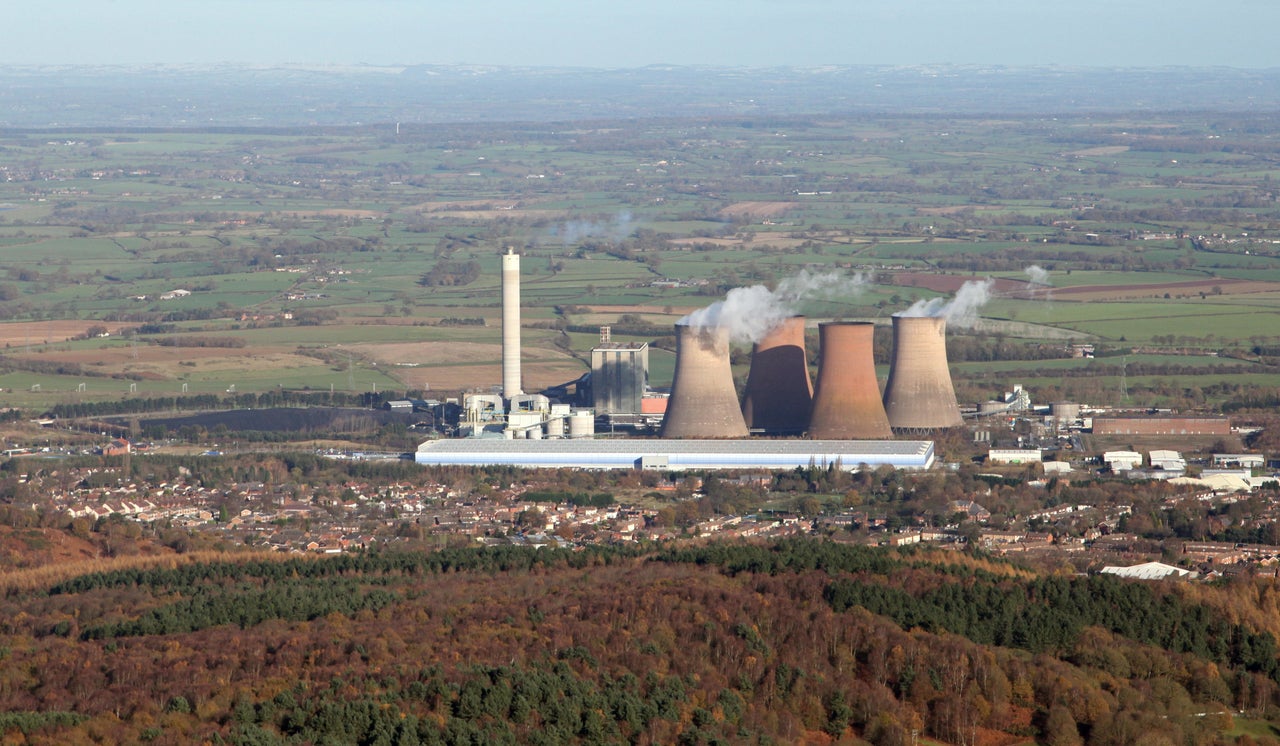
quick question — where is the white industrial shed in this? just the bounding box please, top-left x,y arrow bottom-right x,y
415,438 -> 935,471
1100,562 -> 1198,580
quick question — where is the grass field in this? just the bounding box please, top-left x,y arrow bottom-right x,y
0,114 -> 1278,410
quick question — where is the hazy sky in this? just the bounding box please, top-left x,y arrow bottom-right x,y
10,0 -> 1280,68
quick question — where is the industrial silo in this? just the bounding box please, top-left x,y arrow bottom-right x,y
660,324 -> 749,439
882,315 -> 963,433
741,316 -> 813,435
808,321 -> 893,439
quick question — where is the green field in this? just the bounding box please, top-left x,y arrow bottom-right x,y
1,113 -> 1279,410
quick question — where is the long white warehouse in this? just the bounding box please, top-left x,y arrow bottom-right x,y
415,438 -> 934,471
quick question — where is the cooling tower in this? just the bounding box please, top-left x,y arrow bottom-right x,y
741,316 -> 812,435
661,324 -> 749,439
807,322 -> 893,439
501,248 -> 522,399
882,316 -> 963,433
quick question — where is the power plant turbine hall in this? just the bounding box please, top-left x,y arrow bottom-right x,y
661,324 -> 749,439
882,316 -> 963,433
741,316 -> 812,435
807,321 -> 893,439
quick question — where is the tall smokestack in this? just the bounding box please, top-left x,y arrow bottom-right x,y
741,316 -> 812,435
661,324 -> 749,439
808,322 -> 893,439
882,316 -> 963,433
501,248 -> 522,399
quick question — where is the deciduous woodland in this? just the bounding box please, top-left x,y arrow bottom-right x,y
0,540 -> 1275,744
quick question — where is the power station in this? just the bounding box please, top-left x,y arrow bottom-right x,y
591,334 -> 649,416
424,254 -> 980,470
808,321 -> 893,439
501,248 -> 523,399
882,315 -> 964,433
741,316 -> 812,435
661,324 -> 750,439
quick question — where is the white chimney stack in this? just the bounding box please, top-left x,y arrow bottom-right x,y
501,248 -> 523,399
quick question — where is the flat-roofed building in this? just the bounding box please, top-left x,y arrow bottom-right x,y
1149,450 -> 1186,471
1213,454 -> 1265,469
591,343 -> 649,415
1093,416 -> 1229,436
988,448 -> 1042,464
1103,450 -> 1143,471
415,438 -> 935,471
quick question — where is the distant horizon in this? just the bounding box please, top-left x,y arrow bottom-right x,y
4,65 -> 1280,129
9,1 -> 1280,70
3,61 -> 1278,73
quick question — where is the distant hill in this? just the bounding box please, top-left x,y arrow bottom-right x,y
2,64 -> 1280,128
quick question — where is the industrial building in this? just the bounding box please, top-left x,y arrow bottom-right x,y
415,438 -> 935,471
1103,451 -> 1143,471
1092,416 -> 1229,436
591,339 -> 649,416
1213,454 -> 1265,469
1148,450 -> 1186,472
988,448 -> 1042,465
450,253 -> 970,470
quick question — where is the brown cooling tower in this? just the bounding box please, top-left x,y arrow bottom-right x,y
661,324 -> 749,439
741,316 -> 813,435
807,322 -> 893,439
882,315 -> 964,433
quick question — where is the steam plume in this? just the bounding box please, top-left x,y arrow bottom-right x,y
1024,265 -> 1050,287
897,278 -> 994,328
681,270 -> 869,343
550,211 -> 634,245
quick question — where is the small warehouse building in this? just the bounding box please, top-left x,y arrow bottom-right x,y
1103,450 -> 1143,472
1213,454 -> 1264,469
988,448 -> 1042,465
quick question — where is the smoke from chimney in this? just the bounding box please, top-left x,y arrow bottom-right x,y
898,278 -> 994,329
548,211 -> 634,246
681,270 -> 869,344
1024,265 -> 1050,287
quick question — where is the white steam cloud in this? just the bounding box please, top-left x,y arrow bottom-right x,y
681,270 -> 869,344
897,278 -> 995,328
1024,265 -> 1051,287
549,211 -> 634,245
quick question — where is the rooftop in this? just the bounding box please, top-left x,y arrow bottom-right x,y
415,438 -> 935,471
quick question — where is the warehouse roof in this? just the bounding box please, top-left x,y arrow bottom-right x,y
415,438 -> 934,471
1100,562 -> 1197,581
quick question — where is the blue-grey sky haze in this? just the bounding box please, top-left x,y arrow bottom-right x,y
10,0 -> 1280,68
